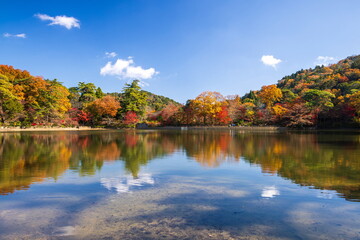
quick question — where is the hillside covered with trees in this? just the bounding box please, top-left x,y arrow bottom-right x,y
153,54 -> 360,128
0,65 -> 180,128
1,54 -> 360,128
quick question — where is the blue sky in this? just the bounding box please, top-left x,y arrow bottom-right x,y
2,0 -> 360,103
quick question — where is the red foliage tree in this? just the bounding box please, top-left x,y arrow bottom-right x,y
123,111 -> 139,127
159,104 -> 181,125
283,102 -> 316,128
77,110 -> 92,124
216,106 -> 232,125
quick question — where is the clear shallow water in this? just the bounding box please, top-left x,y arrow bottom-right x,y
0,130 -> 360,239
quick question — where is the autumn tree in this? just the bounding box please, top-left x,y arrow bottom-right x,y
237,102 -> 256,125
349,91 -> 360,123
282,102 -> 315,128
158,103 -> 181,125
44,79 -> 71,119
349,91 -> 360,109
0,65 -> 31,82
190,91 -> 225,125
272,104 -> 288,117
22,77 -> 48,111
271,104 -> 288,124
87,95 -> 121,124
258,84 -> 283,108
180,101 -> 198,125
0,74 -> 23,124
76,110 -> 92,125
216,106 -> 232,125
226,95 -> 242,123
123,111 -> 139,128
17,78 -> 71,123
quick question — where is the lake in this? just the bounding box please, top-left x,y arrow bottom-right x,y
1,130 -> 360,239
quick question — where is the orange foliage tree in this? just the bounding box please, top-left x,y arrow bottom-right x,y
86,95 -> 121,124
258,84 -> 283,109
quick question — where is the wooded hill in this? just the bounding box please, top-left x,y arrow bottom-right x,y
164,55 -> 360,128
270,55 -> 360,127
0,65 -> 179,127
1,54 -> 360,128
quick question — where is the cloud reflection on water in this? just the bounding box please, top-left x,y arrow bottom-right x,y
261,186 -> 280,198
100,173 -> 154,193
316,190 -> 338,199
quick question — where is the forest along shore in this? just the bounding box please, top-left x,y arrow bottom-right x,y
2,55 -> 360,130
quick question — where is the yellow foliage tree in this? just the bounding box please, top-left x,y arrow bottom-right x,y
258,84 -> 283,108
272,104 -> 288,116
191,91 -> 225,125
48,80 -> 71,116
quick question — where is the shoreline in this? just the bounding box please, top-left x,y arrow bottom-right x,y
0,127 -> 109,132
0,125 -> 359,133
143,126 -> 287,131
143,126 -> 360,132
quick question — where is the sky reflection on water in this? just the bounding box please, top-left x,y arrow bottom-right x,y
1,130 -> 360,239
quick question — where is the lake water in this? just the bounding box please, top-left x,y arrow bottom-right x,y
1,130 -> 360,239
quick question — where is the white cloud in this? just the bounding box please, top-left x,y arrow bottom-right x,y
314,56 -> 336,66
105,52 -> 117,58
100,57 -> 158,80
3,33 -> 26,38
35,13 -> 80,29
261,55 -> 282,68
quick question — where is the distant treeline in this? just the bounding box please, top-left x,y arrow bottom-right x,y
1,54 -> 360,128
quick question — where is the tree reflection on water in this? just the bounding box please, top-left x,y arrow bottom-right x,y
1,130 -> 360,201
